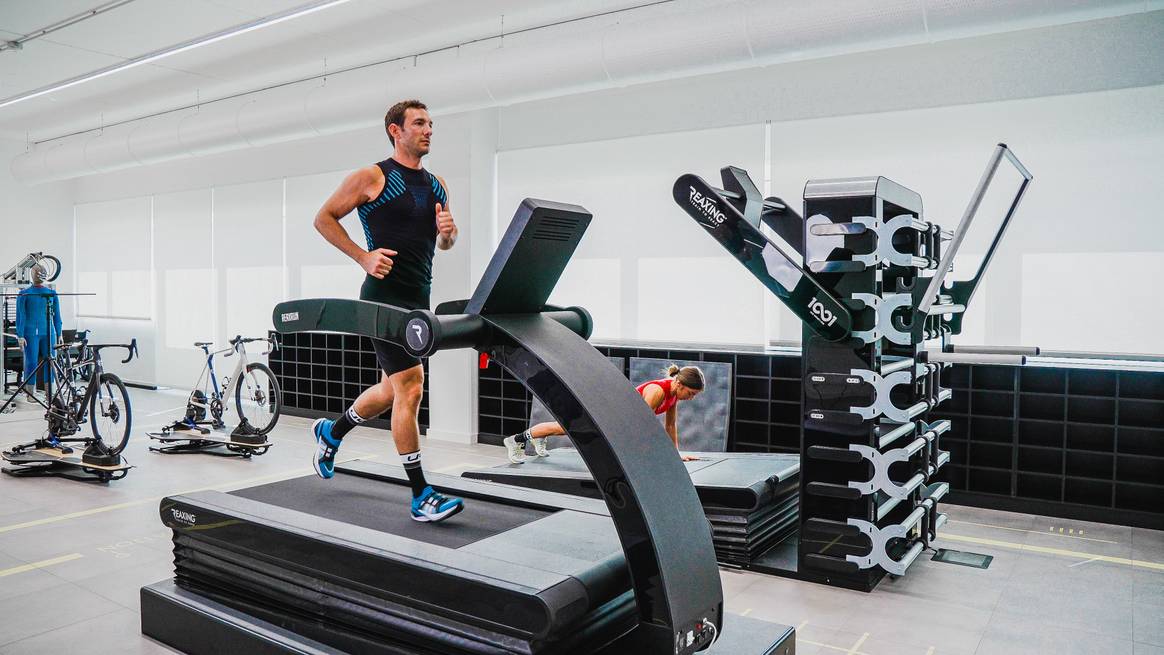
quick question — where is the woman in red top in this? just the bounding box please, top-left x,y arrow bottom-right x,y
504,364 -> 706,463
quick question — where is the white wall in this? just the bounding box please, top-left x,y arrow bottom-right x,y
69,114 -> 484,440
0,139 -> 76,325
498,124 -> 768,344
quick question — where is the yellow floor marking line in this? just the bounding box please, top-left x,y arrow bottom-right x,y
925,647 -> 936,655
941,533 -> 1164,571
0,552 -> 83,577
948,520 -> 1117,544
846,632 -> 870,655
0,454 -> 377,534
799,639 -> 867,655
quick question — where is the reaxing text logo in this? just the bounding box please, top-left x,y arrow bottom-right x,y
689,186 -> 727,226
171,509 -> 197,525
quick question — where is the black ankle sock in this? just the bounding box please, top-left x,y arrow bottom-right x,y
400,451 -> 427,497
332,406 -> 367,440
513,429 -> 531,444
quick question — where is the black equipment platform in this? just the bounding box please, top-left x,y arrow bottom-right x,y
145,462 -> 641,654
464,451 -> 801,571
143,461 -> 794,654
142,578 -> 795,655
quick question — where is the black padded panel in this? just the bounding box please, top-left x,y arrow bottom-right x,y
630,357 -> 732,452
231,474 -> 549,549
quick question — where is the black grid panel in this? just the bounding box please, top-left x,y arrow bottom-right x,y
475,345 -> 801,451
476,347 -> 1164,527
268,331 -> 428,433
931,365 -> 1164,527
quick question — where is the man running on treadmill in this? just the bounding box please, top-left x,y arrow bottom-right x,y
310,99 -> 464,523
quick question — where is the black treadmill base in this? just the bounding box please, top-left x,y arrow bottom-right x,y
141,580 -> 342,655
142,580 -> 795,655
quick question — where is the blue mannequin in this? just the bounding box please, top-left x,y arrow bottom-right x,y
15,264 -> 62,394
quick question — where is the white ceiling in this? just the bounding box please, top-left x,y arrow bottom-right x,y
0,0 -> 661,141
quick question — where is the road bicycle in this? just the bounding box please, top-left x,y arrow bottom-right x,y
155,335 -> 282,449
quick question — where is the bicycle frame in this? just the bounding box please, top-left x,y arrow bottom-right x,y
188,337 -> 275,419
0,337 -> 135,442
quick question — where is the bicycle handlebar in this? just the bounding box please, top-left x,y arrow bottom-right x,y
87,339 -> 138,364
227,334 -> 279,355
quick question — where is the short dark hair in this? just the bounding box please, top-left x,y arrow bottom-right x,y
385,99 -> 427,145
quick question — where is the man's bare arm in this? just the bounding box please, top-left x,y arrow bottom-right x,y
315,167 -> 397,279
435,174 -> 457,250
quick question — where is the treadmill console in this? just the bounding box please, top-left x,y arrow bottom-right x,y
466,198 -> 591,315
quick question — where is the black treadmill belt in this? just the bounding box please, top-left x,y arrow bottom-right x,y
231,474 -> 550,550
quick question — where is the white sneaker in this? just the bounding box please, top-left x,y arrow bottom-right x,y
531,436 -> 549,458
503,435 -> 527,464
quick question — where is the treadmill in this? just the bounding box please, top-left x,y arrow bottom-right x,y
464,451 -> 802,572
141,199 -> 794,655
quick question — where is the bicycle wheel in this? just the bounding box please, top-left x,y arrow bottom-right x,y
38,254 -> 61,282
89,373 -> 132,455
235,362 -> 281,435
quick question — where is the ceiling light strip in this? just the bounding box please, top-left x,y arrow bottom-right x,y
0,0 -> 354,109
0,0 -> 138,53
27,0 -> 678,144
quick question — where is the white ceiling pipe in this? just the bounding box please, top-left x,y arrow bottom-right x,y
9,0 -> 1154,185
177,98 -> 251,157
303,66 -> 395,137
602,3 -> 753,85
237,80 -> 319,147
10,144 -> 51,182
483,34 -> 609,105
922,0 -> 1149,38
42,133 -> 99,181
743,0 -> 927,62
84,123 -> 138,173
127,113 -> 190,166
385,53 -> 496,116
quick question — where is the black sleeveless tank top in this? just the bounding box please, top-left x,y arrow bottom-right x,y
355,158 -> 447,296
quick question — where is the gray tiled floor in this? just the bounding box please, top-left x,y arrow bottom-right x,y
1,387 -> 1162,654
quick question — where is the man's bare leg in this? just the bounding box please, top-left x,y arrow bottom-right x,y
311,375 -> 392,479
388,364 -> 424,467
387,365 -> 464,520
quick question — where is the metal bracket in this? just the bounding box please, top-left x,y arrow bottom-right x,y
846,508 -> 926,576
850,292 -> 914,345
848,438 -> 927,499
808,214 -> 933,271
919,419 -> 951,477
848,366 -> 930,422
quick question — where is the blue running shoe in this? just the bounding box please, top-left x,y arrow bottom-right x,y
312,418 -> 341,479
411,486 -> 464,522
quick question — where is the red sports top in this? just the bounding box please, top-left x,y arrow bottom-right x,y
636,378 -> 678,415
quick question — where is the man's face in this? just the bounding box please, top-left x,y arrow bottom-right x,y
394,107 -> 433,156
